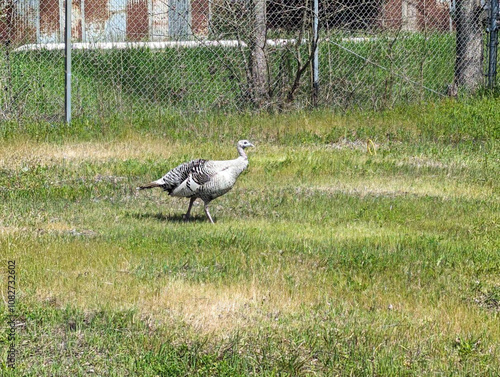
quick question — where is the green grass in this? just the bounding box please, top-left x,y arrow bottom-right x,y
318,33 -> 456,109
0,96 -> 499,375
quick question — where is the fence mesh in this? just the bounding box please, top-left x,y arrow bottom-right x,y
0,0 -> 498,122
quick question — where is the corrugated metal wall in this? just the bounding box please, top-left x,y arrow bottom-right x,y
1,1 -> 452,46
0,0 -> 210,45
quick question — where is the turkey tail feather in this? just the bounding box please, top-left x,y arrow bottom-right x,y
137,182 -> 161,190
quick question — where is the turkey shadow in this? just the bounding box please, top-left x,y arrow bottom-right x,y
127,212 -> 209,223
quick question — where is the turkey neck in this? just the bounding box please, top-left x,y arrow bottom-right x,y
237,145 -> 248,160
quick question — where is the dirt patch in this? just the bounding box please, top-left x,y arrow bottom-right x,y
0,139 -> 178,169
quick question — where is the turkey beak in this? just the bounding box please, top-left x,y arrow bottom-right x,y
248,143 -> 255,148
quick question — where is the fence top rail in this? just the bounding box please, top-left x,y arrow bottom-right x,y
14,41 -> 247,52
12,37 -> 382,52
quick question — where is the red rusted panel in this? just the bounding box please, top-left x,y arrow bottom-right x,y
418,1 -> 451,32
381,0 -> 451,32
83,0 -> 109,41
40,0 -> 60,37
1,0 -> 37,44
0,1 -> 15,43
85,0 -> 108,24
381,0 -> 403,30
1,0 -> 453,45
127,0 -> 148,41
192,0 -> 209,35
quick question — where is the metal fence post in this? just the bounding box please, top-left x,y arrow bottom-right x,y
312,0 -> 319,106
65,0 -> 72,124
488,0 -> 499,88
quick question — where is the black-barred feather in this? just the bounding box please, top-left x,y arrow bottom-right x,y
156,159 -> 208,194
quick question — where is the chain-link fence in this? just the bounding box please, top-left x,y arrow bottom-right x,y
0,0 -> 498,122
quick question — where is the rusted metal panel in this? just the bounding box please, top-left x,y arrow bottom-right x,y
381,0 -> 451,32
192,0 -> 209,35
0,0 -> 125,44
127,0 -> 148,40
83,0 -> 109,42
39,0 -> 61,42
382,0 -> 403,30
0,0 -> 38,45
419,0 -> 451,32
1,0 -> 453,46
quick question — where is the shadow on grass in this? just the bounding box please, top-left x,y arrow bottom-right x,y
127,212 -> 209,223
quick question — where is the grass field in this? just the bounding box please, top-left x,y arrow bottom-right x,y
0,95 -> 499,375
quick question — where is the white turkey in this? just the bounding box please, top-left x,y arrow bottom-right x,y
137,140 -> 254,223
